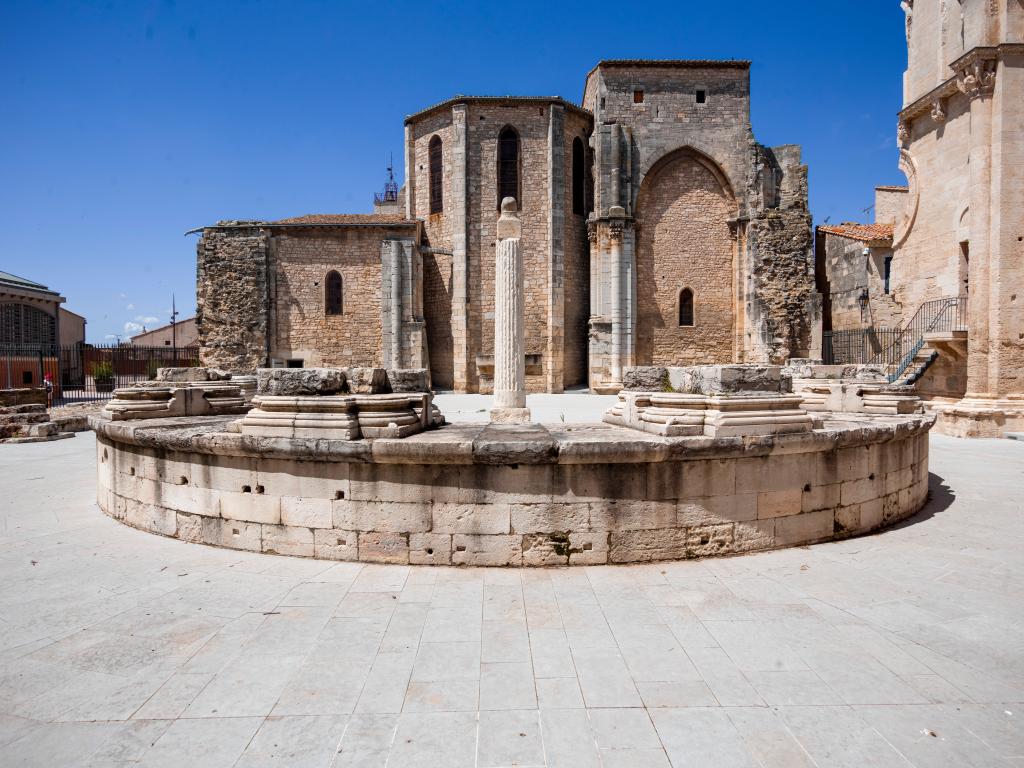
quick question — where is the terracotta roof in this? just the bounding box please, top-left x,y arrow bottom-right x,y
273,214 -> 415,226
875,185 -> 908,192
817,222 -> 894,243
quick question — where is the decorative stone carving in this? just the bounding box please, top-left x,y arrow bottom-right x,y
607,219 -> 625,243
490,198 -> 531,424
930,98 -> 946,123
956,57 -> 996,99
897,120 -> 911,147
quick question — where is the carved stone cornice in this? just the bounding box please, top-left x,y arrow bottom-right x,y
608,220 -> 625,243
897,44 -> 1022,125
954,51 -> 997,99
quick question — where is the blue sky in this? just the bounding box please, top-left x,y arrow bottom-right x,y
1,0 -> 908,343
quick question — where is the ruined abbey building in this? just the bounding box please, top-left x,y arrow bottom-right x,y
196,59 -> 819,393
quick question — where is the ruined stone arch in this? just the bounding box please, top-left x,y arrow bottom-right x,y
634,147 -> 737,365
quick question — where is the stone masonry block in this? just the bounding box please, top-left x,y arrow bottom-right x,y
568,531 -> 609,565
736,455 -> 811,493
840,476 -> 882,506
451,534 -> 523,566
774,509 -> 833,546
359,532 -> 409,564
176,512 -> 204,543
557,462 -> 646,503
458,465 -> 554,505
262,524 -> 314,557
685,524 -> 735,556
410,533 -> 452,565
258,460 -> 349,499
801,482 -> 840,513
281,497 -> 333,529
203,517 -> 261,552
220,491 -> 281,525
609,529 -> 688,563
832,505 -> 861,538
334,500 -> 431,533
733,519 -> 776,552
680,460 -> 736,498
124,498 -> 177,536
349,463 -> 458,504
677,494 -> 757,526
861,497 -> 885,530
522,534 -> 570,567
432,502 -> 510,534
510,502 -> 588,534
313,528 -> 359,561
757,488 -> 803,519
589,500 -> 677,531
157,482 -> 220,516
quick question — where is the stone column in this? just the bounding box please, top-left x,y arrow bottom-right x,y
490,198 -> 531,424
389,239 -> 403,369
958,55 -> 996,398
608,206 -> 627,389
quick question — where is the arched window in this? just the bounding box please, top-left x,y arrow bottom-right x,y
572,137 -> 585,216
325,271 -> 343,316
498,126 -> 519,208
679,288 -> 694,327
428,135 -> 443,214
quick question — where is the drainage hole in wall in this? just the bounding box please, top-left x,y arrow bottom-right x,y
426,548 -> 434,555
232,528 -> 240,535
178,476 -> 188,485
582,542 -> 593,551
868,473 -> 875,480
102,449 -> 108,461
336,538 -> 346,546
129,467 -> 135,476
335,490 -> 345,500
255,485 -> 265,495
242,485 -> 252,493
455,545 -> 466,552
803,483 -> 811,492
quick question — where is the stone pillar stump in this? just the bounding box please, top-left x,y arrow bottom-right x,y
490,198 -> 531,424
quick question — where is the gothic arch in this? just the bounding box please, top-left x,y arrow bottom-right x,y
634,147 -> 736,365
633,143 -> 738,212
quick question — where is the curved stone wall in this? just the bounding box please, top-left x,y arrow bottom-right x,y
93,413 -> 933,566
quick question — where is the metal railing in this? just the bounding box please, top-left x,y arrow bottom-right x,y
822,328 -> 899,365
870,296 -> 968,382
1,343 -> 200,406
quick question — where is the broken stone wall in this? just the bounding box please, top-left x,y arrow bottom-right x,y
747,145 -> 819,363
196,224 -> 269,373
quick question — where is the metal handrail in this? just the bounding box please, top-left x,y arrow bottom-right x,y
870,296 -> 967,382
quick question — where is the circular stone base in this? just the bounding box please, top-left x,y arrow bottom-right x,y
92,412 -> 934,566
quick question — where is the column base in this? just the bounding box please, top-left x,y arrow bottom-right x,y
490,407 -> 532,424
929,395 -> 1024,438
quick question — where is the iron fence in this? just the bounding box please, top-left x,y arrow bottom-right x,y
0,343 -> 200,406
822,328 -> 899,365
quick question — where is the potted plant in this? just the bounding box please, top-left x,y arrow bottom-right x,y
92,361 -> 115,392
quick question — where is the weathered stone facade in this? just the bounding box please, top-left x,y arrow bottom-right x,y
823,2 -> 1023,435
197,59 -> 818,393
583,61 -> 819,390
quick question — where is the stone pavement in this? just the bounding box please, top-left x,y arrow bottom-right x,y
0,426 -> 1022,766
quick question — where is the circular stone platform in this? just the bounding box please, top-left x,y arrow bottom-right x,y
92,413 -> 933,566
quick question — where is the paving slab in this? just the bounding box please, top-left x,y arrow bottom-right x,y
0,426 -> 1022,765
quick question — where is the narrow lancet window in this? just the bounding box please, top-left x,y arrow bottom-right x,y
326,270 -> 343,315
572,137 -> 585,216
679,288 -> 694,326
429,135 -> 443,214
498,127 -> 519,207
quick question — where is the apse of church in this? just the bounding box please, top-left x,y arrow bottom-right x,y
195,59 -> 819,393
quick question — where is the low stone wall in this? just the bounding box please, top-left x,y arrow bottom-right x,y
93,412 -> 934,566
